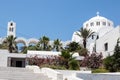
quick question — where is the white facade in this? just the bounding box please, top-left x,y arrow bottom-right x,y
72,12 -> 120,58
0,49 -> 81,67
96,26 -> 120,57
7,21 -> 16,37
0,49 -> 26,67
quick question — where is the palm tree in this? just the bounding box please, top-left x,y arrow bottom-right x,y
39,36 -> 50,51
20,46 -> 28,53
53,39 -> 62,51
66,41 -> 81,52
76,27 -> 94,48
60,50 -> 79,70
0,41 -> 8,49
6,35 -> 18,53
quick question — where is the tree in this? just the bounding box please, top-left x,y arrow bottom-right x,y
53,39 -> 62,51
76,27 -> 94,48
66,41 -> 81,52
81,52 -> 103,69
78,47 -> 88,56
60,50 -> 80,70
20,46 -> 28,54
39,36 -> 51,51
6,35 -> 18,53
0,41 -> 8,49
104,39 -> 120,72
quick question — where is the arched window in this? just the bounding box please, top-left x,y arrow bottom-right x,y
104,43 -> 108,51
96,22 -> 100,26
10,23 -> 13,26
102,22 -> 106,26
92,35 -> 94,39
108,22 -> 110,26
90,22 -> 94,26
9,27 -> 12,31
11,28 -> 14,32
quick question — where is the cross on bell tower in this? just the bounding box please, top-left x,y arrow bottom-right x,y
7,21 -> 16,37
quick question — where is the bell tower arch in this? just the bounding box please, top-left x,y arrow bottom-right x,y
7,21 -> 16,37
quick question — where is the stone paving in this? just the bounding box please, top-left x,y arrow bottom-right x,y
0,67 -> 50,80
77,73 -> 120,80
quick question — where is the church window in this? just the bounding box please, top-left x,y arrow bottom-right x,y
92,35 -> 94,39
96,22 -> 100,26
10,23 -> 13,26
96,35 -> 99,39
104,43 -> 108,51
9,28 -> 11,31
90,22 -> 94,26
108,22 -> 110,26
11,28 -> 14,32
103,22 -> 106,26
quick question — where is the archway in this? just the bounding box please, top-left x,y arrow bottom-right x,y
15,37 -> 27,53
28,38 -> 39,46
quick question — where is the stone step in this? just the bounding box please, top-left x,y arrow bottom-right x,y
0,67 -> 33,72
0,67 -> 50,80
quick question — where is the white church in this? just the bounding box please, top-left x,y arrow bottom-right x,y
72,12 -> 120,58
0,12 -> 119,67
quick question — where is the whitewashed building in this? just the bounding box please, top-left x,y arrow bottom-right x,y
72,12 -> 120,58
0,20 -> 72,67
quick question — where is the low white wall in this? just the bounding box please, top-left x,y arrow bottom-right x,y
56,70 -> 91,80
26,65 -> 41,73
41,68 -> 63,80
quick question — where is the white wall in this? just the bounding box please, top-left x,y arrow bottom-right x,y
96,26 -> 120,58
0,49 -> 26,67
0,50 -> 10,67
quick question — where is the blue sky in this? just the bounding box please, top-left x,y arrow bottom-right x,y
0,0 -> 120,41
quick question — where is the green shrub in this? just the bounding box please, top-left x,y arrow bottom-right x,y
40,64 -> 66,70
92,68 -> 109,73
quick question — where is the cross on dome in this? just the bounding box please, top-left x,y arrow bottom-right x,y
96,12 -> 100,16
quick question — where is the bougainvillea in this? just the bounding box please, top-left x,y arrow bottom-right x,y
80,52 -> 103,69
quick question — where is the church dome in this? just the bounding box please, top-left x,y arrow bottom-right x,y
83,12 -> 114,32
89,15 -> 107,21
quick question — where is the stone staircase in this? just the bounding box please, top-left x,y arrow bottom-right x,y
0,67 -> 50,80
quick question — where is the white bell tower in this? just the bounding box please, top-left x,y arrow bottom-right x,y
7,21 -> 16,37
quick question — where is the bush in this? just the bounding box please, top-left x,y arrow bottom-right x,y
80,52 -> 103,69
40,64 -> 66,70
92,68 -> 109,73
104,39 -> 120,72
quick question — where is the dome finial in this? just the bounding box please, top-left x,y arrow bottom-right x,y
96,12 -> 99,16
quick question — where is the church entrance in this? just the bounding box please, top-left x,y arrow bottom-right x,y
16,61 -> 22,67
8,57 -> 26,67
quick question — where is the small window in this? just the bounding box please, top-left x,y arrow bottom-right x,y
9,28 -> 11,31
11,28 -> 14,32
90,22 -> 94,26
108,22 -> 110,26
10,23 -> 13,26
103,22 -> 106,26
92,35 -> 94,39
104,43 -> 108,51
96,22 -> 100,26
96,35 -> 99,39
